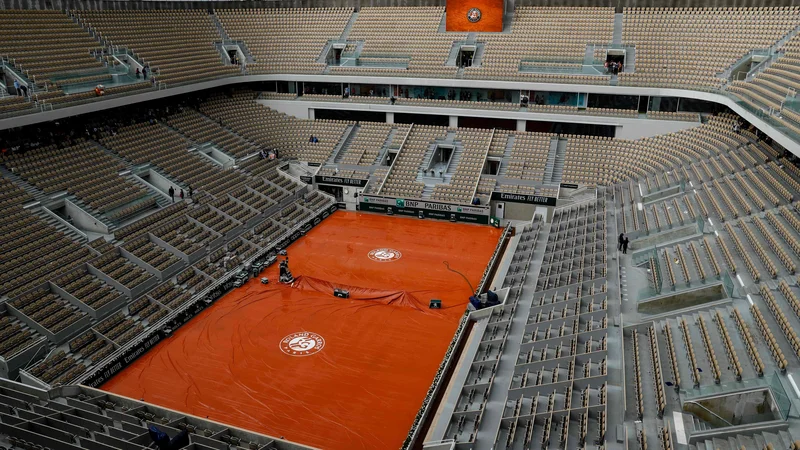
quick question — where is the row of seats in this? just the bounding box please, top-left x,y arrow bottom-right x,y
466,7 -> 614,84
431,128 -> 492,203
646,111 -> 701,121
731,308 -> 766,377
337,122 -> 400,166
217,8 -> 351,75
91,252 -> 154,289
75,10 -> 240,86
696,314 -> 722,384
166,109 -> 260,158
199,91 -> 348,164
0,10 -> 105,86
647,327 -> 666,418
380,124 -> 445,198
621,7 -> 800,90
750,304 -> 789,371
3,140 -> 148,214
53,269 -> 122,311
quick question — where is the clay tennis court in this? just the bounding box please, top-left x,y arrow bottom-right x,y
101,211 -> 502,450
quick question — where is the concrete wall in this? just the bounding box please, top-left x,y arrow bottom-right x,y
256,99 -> 312,119
145,168 -> 183,198
491,200 -> 536,221
614,119 -> 698,140
64,198 -> 108,234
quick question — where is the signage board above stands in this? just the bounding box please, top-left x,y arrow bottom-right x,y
490,191 -> 557,206
315,175 -> 369,187
359,195 -> 490,224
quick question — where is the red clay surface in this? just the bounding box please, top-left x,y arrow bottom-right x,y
102,211 -> 502,450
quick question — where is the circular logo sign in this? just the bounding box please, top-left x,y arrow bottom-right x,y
368,248 -> 402,262
467,8 -> 482,23
280,332 -> 325,357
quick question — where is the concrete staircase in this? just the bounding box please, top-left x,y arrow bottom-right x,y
67,195 -> 117,231
210,11 -> 231,41
612,13 -> 624,46
692,430 -> 795,450
340,11 -> 358,40
126,174 -> 172,209
497,134 -> 515,177
542,137 -> 560,183
373,127 -> 399,165
0,165 -> 46,203
444,144 -> 464,176
329,124 -> 358,164
551,138 -> 567,184
421,184 -> 435,199
34,206 -> 87,244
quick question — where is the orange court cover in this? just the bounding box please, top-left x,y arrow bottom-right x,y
446,0 -> 504,32
102,211 -> 503,450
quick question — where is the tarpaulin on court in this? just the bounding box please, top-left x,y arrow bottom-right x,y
102,212 -> 502,450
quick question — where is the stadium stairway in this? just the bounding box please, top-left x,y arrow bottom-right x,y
33,206 -> 88,244
125,173 -> 173,209
542,137 -> 560,183
0,164 -> 46,204
690,430 -> 795,449
612,13 -> 624,46
339,10 -> 358,41
497,134 -> 515,178
444,142 -> 463,177
210,10 -> 231,41
330,124 -> 358,164
67,195 -> 117,231
472,219 -> 551,448
192,106 -> 262,151
373,126 -> 399,165
551,138 -> 567,184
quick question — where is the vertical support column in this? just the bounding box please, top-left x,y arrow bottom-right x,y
309,108 -> 315,120
516,119 -> 526,131
449,115 -> 458,128
386,111 -> 395,124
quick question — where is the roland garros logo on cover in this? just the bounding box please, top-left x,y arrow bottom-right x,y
280,332 -> 325,356
368,248 -> 402,262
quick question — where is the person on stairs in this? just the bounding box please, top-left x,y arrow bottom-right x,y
168,186 -> 175,202
618,233 -> 624,251
622,237 -> 629,255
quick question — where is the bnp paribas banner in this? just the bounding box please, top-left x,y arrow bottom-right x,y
359,195 -> 490,224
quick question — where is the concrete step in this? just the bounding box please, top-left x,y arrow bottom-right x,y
551,138 -> 567,184
445,145 -> 463,176
34,206 -> 87,244
0,164 -> 46,203
612,13 -> 623,46
332,124 -> 359,164
210,11 -> 230,41
191,107 -> 251,146
542,137 -> 559,183
126,173 -> 172,209
373,127 -> 399,165
340,11 -> 359,40
68,195 -> 117,231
